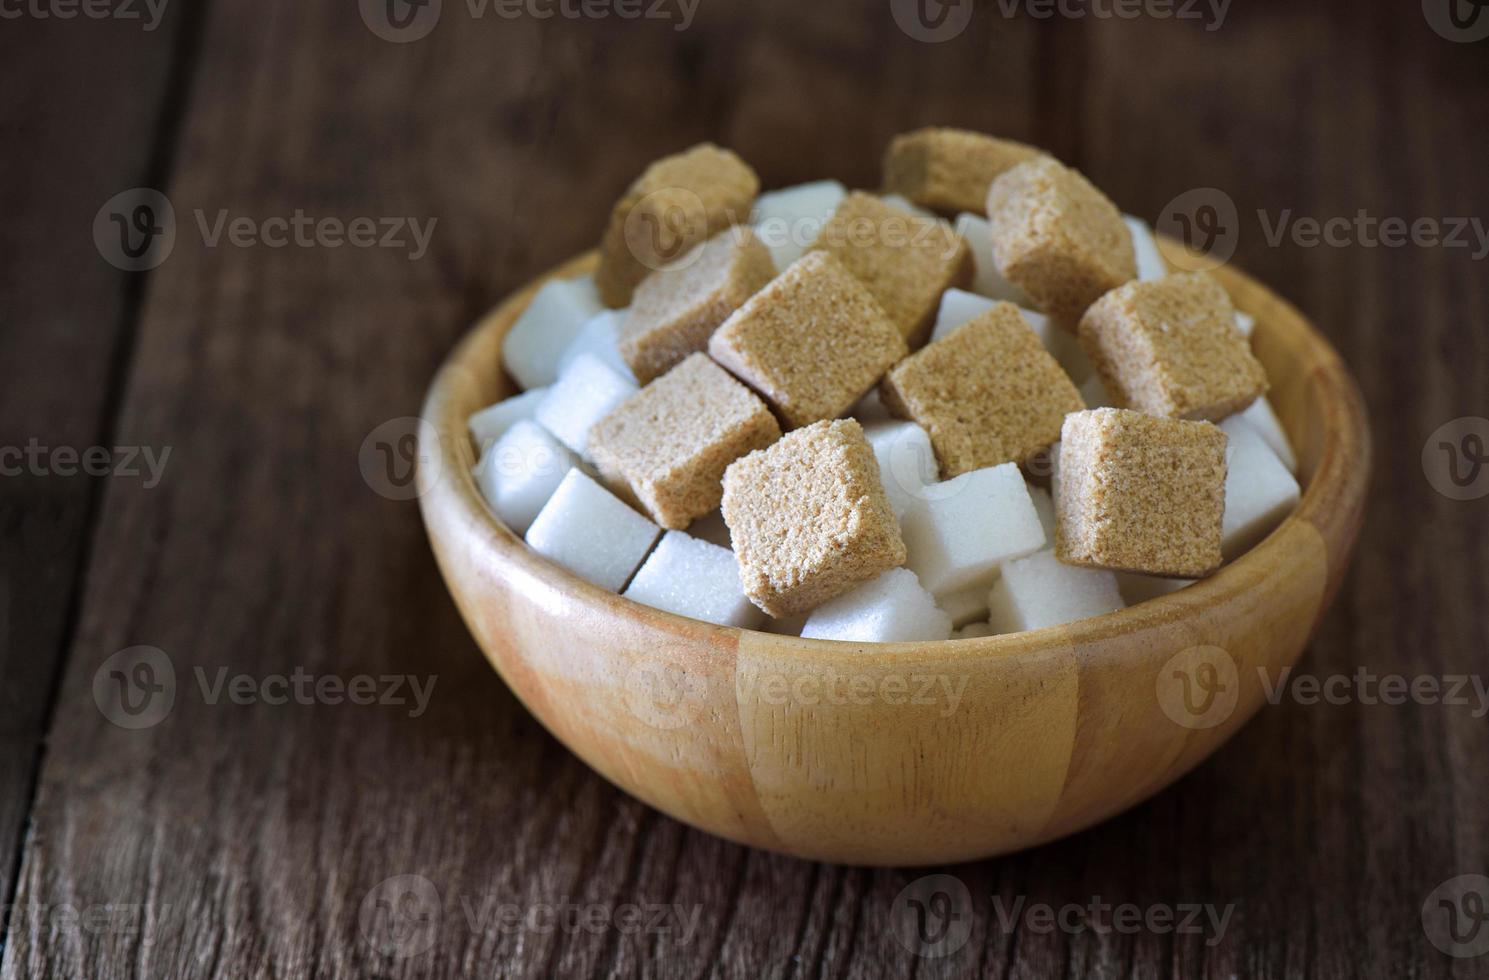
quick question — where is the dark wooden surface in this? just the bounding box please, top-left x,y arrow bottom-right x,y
3,0 -> 1487,976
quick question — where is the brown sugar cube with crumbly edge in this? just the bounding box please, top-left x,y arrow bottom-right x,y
589,353 -> 781,530
881,303 -> 1086,477
1056,408 -> 1228,578
986,157 -> 1136,326
722,419 -> 906,617
1079,272 -> 1268,421
708,251 -> 907,428
595,143 -> 760,308
882,127 -> 1045,216
619,227 -> 776,384
808,191 -> 971,347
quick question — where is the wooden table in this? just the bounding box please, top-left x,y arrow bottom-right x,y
4,0 -> 1487,975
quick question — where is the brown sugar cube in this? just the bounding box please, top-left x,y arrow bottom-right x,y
1079,272 -> 1267,421
589,353 -> 781,530
986,157 -> 1136,326
1055,408 -> 1228,578
722,419 -> 906,617
883,127 -> 1045,216
595,143 -> 760,308
808,191 -> 972,346
708,251 -> 907,428
881,303 -> 1086,477
619,227 -> 776,384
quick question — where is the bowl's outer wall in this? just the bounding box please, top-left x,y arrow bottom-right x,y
419,243 -> 1370,866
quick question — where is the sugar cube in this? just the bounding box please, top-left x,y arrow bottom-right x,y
556,310 -> 636,384
722,419 -> 906,617
618,227 -> 776,384
954,213 -> 1034,304
623,531 -> 764,629
954,621 -> 995,639
1079,273 -> 1267,421
1234,311 -> 1256,338
1079,373 -> 1113,409
987,158 -> 1137,324
1116,571 -> 1193,605
800,568 -> 952,643
862,419 -> 939,519
502,274 -> 604,390
709,252 -> 907,428
1218,416 -> 1301,559
751,180 -> 848,272
899,462 -> 1046,595
880,193 -> 939,221
987,550 -> 1125,633
589,353 -> 781,529
468,387 -> 548,454
1026,483 -> 1058,541
687,509 -> 734,549
474,419 -> 577,535
849,388 -> 894,423
930,287 -> 997,342
938,584 -> 991,628
1056,409 -> 1227,578
596,143 -> 760,308
1124,215 -> 1169,281
533,353 -> 639,458
882,304 -> 1085,475
882,127 -> 1043,215
1233,394 -> 1297,472
525,469 -> 660,592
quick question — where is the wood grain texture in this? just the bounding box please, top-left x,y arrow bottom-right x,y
3,0 -> 1486,977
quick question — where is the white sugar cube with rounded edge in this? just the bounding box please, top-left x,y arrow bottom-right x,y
1219,416 -> 1301,559
687,510 -> 734,549
938,584 -> 990,628
1079,373 -> 1113,409
1235,311 -> 1256,338
475,419 -> 576,535
863,420 -> 938,519
801,568 -> 952,643
752,180 -> 847,272
849,388 -> 893,423
556,309 -> 635,384
624,531 -> 763,629
1026,483 -> 1058,542
525,469 -> 660,592
534,353 -> 639,458
899,462 -> 1046,595
955,621 -> 995,639
468,387 -> 548,455
988,550 -> 1125,634
502,274 -> 604,390
954,213 -> 1033,304
1116,571 -> 1194,606
880,193 -> 939,221
1124,215 -> 1169,281
1233,395 -> 1297,472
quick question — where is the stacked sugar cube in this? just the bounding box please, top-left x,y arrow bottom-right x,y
470,131 -> 1301,641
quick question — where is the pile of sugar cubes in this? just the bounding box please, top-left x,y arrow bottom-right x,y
470,129 -> 1301,643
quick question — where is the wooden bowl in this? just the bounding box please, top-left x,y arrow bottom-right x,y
418,244 -> 1369,867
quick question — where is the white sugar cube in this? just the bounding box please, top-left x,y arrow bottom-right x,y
1234,311 -> 1256,338
863,420 -> 939,519
938,584 -> 990,628
849,388 -> 893,423
533,353 -> 639,458
881,193 -> 939,221
1124,215 -> 1169,281
801,568 -> 952,643
954,213 -> 1033,304
931,288 -> 995,341
1079,373 -> 1113,409
525,469 -> 660,592
752,180 -> 847,272
624,531 -> 763,629
954,621 -> 995,639
475,419 -> 576,535
987,550 -> 1125,633
1044,326 -> 1094,384
762,611 -> 809,636
502,274 -> 604,390
556,309 -> 636,384
900,463 -> 1046,595
468,387 -> 548,455
1026,483 -> 1058,542
1233,395 -> 1296,473
1219,416 -> 1301,559
687,510 -> 734,549
1116,571 -> 1193,605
